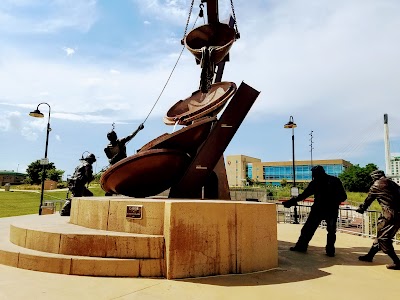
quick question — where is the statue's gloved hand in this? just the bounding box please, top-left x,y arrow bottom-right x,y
283,197 -> 297,208
356,205 -> 365,214
138,123 -> 144,131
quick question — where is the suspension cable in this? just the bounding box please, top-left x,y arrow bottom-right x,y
142,45 -> 186,124
141,3 -> 202,125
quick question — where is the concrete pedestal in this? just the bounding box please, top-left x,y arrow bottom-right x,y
70,197 -> 278,279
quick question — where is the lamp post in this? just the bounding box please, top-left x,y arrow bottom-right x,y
284,116 -> 299,224
29,102 -> 51,215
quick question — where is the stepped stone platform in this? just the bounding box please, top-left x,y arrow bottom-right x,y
0,198 -> 278,279
1,214 -> 164,277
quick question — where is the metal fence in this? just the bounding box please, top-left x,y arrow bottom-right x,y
275,202 -> 400,243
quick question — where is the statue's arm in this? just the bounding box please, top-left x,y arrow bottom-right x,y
121,123 -> 144,144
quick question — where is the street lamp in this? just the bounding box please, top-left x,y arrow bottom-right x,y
284,116 -> 299,224
29,102 -> 51,215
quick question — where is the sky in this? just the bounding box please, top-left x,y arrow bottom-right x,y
0,0 -> 400,178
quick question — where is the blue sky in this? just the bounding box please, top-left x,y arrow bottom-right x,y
1,0 -> 400,178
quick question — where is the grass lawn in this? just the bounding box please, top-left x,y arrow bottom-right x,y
0,185 -> 381,218
0,185 -> 105,218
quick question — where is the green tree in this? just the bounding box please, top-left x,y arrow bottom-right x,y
25,160 -> 64,184
46,169 -> 64,182
92,172 -> 103,184
280,178 -> 288,187
339,163 -> 378,192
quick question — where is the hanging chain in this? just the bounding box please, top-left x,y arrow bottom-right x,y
181,0 -> 195,45
230,0 -> 240,39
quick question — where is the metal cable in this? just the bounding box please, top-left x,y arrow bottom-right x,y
141,9 -> 202,125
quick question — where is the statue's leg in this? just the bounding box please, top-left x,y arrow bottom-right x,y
60,199 -> 71,216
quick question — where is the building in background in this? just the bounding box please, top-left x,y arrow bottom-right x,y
0,171 -> 27,186
226,155 -> 352,187
389,153 -> 400,184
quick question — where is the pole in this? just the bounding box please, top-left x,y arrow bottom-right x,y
292,127 -> 299,224
309,130 -> 314,167
384,114 -> 391,176
292,128 -> 296,187
39,104 -> 51,215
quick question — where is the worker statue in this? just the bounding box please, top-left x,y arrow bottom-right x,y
104,123 -> 144,165
60,153 -> 96,216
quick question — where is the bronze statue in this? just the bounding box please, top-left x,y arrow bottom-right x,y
356,170 -> 400,270
104,123 -> 144,165
60,153 -> 96,216
283,165 -> 347,257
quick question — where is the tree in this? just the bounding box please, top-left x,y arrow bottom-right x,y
280,178 -> 288,187
47,169 -> 65,182
93,172 -> 103,184
339,163 -> 378,192
25,160 -> 64,184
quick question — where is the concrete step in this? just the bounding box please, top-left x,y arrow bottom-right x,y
0,215 -> 164,277
9,214 -> 164,259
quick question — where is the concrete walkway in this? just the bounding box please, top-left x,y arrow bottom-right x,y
0,215 -> 399,300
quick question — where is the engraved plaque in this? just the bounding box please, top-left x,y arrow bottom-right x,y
126,205 -> 143,219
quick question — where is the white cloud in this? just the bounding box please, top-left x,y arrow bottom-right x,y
0,0 -> 98,34
63,47 -> 76,56
144,20 -> 151,25
0,46 -> 200,124
0,111 -> 22,131
132,0 -> 233,25
21,126 -> 38,141
109,69 -> 120,75
0,109 -> 45,141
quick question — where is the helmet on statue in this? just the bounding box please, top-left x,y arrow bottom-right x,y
370,170 -> 385,181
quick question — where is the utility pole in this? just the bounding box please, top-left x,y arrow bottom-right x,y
309,131 -> 314,167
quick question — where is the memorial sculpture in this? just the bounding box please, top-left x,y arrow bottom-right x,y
100,0 -> 260,199
61,153 -> 96,216
0,1 -> 277,280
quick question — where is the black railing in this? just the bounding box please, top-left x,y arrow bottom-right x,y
275,202 -> 400,243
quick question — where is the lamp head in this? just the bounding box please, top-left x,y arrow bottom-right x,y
284,116 -> 297,129
29,109 -> 44,118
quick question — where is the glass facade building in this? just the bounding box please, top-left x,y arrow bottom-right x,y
263,164 -> 344,182
226,155 -> 352,187
246,164 -> 253,179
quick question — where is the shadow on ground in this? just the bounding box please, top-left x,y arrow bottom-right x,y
178,240 -> 394,287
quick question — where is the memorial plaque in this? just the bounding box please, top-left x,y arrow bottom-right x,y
126,205 -> 143,219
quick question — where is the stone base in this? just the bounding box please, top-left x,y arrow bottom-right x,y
71,197 -> 278,279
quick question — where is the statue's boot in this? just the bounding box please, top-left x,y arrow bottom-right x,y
60,200 -> 71,216
386,251 -> 400,270
358,245 -> 380,262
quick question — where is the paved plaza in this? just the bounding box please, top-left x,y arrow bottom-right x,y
0,215 -> 400,300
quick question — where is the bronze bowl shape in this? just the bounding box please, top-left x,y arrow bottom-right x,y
139,116 -> 216,156
163,81 -> 236,126
100,149 -> 191,197
185,22 -> 236,64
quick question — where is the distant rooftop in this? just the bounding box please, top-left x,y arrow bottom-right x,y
0,171 -> 26,176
